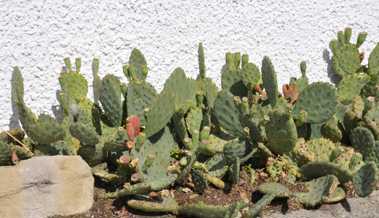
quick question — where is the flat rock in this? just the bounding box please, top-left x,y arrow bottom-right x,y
0,156 -> 94,218
269,190 -> 379,218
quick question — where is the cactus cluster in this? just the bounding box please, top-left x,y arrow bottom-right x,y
2,28 -> 379,217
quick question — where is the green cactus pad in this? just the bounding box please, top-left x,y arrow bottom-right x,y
323,187 -> 346,204
364,105 -> 379,139
294,175 -> 339,207
257,182 -> 290,198
221,52 -> 247,97
144,91 -> 176,137
185,107 -> 203,144
265,109 -> 297,154
300,161 -> 352,183
350,127 -> 378,164
130,127 -> 178,191
127,197 -> 179,214
337,73 -> 370,104
99,74 -> 123,127
223,140 -> 246,164
293,82 -> 337,124
69,122 -> 99,146
125,48 -> 148,82
58,67 -> 88,102
262,56 -> 279,106
178,201 -> 228,218
213,90 -> 244,138
196,78 -> 218,109
321,116 -> 343,142
240,62 -> 261,89
352,162 -> 377,197
126,82 -> 157,125
92,58 -> 102,104
163,68 -> 197,111
368,43 -> 379,76
197,43 -> 206,79
329,28 -> 363,77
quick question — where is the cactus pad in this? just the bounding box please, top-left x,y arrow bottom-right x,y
126,82 -> 157,125
265,109 -> 297,154
350,127 -> 378,165
125,48 -> 148,82
294,175 -> 339,207
368,43 -> 379,76
261,56 -> 279,106
329,28 -> 363,77
130,127 -> 178,191
213,90 -> 244,138
337,73 -> 370,104
352,162 -> 377,197
293,82 -> 337,124
99,74 -> 123,127
144,91 -> 176,137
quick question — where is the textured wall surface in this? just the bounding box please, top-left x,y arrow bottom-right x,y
1,0 -> 379,130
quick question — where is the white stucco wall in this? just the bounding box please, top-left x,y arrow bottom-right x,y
1,0 -> 379,130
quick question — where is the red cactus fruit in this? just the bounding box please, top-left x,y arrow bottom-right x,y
126,115 -> 141,141
282,84 -> 299,104
118,154 -> 130,166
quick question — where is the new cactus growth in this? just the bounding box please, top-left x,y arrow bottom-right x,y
329,27 -> 365,77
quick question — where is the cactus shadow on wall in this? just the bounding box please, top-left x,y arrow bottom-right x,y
9,81 -> 21,129
323,49 -> 341,85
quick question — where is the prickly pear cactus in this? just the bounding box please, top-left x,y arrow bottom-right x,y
240,55 -> 261,89
337,73 -> 370,104
164,67 -> 197,111
197,43 -> 206,80
221,52 -> 247,96
261,56 -> 279,107
329,27 -> 366,77
364,104 -> 379,139
99,74 -> 124,127
290,61 -> 309,93
353,162 -> 377,197
213,90 -> 245,138
12,68 -> 68,148
321,116 -> 343,142
257,182 -> 291,197
265,109 -> 297,154
300,161 -> 353,183
58,58 -> 88,114
126,82 -> 157,125
350,127 -> 378,166
293,82 -> 337,124
294,175 -> 339,207
368,43 -> 379,76
124,48 -> 148,82
144,90 -> 176,137
128,127 -> 178,193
